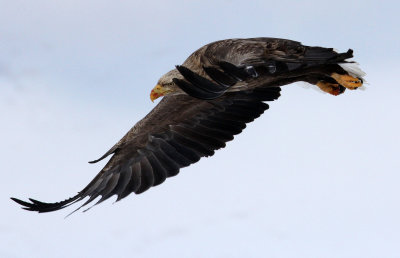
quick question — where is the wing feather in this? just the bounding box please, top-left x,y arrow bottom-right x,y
145,151 -> 168,186
135,157 -> 155,194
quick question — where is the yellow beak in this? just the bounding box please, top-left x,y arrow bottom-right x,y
150,84 -> 165,102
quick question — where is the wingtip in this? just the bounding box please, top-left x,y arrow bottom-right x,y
11,194 -> 82,213
88,156 -> 104,163
10,197 -> 29,206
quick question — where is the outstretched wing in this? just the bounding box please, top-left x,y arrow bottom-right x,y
174,38 -> 355,99
11,86 -> 281,213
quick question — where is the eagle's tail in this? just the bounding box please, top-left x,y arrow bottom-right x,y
299,48 -> 366,96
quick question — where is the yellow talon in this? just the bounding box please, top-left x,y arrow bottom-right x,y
316,81 -> 343,96
331,73 -> 363,90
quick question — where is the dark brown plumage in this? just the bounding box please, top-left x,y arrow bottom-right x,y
11,37 -> 365,213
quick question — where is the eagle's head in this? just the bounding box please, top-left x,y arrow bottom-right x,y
151,69 -> 183,102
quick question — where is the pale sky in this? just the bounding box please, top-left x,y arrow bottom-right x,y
1,1 -> 400,257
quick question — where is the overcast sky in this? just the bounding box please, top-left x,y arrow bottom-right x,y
1,0 -> 400,257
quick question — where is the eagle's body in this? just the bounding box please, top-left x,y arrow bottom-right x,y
12,37 -> 365,213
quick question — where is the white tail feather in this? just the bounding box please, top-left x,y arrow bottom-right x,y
339,62 -> 366,79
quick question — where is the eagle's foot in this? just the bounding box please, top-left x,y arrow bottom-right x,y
331,73 -> 363,90
316,81 -> 345,96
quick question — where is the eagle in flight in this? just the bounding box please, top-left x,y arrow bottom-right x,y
11,37 -> 365,214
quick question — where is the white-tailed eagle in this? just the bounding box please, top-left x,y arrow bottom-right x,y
11,37 -> 365,214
